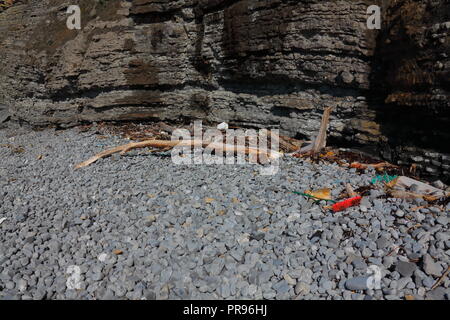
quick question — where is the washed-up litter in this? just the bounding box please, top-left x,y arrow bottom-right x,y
292,190 -> 336,204
383,175 -> 449,202
371,173 -> 397,185
346,161 -> 398,170
293,181 -> 365,212
294,187 -> 363,213
217,122 -> 229,130
76,107 -> 404,177
294,107 -> 333,155
0,217 -> 6,225
294,172 -> 447,213
294,146 -> 402,179
391,176 -> 446,197
304,188 -> 332,201
345,183 -> 358,198
74,113 -> 448,211
331,196 -> 362,212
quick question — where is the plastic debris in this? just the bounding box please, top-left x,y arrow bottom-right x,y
371,173 -> 398,185
392,176 -> 446,197
292,191 -> 336,203
304,188 -> 332,201
332,196 -> 362,212
0,217 -> 6,225
217,122 -> 229,130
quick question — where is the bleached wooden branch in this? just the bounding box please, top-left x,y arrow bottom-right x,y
312,106 -> 334,154
74,139 -> 283,169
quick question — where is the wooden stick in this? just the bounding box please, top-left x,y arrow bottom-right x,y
386,245 -> 403,256
312,106 -> 334,154
347,162 -> 398,170
430,266 -> 450,291
278,135 -> 302,153
388,190 -> 439,201
75,139 -> 282,169
294,107 -> 333,155
345,183 -> 358,197
156,122 -> 177,134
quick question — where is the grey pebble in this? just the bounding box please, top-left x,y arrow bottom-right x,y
396,261 -> 417,278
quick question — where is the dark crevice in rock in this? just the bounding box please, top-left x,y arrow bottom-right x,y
48,82 -> 218,103
199,0 -> 244,15
130,9 -> 182,24
367,0 -> 450,178
218,80 -> 363,98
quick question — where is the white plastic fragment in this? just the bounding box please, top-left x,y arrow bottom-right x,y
217,122 -> 229,130
394,176 -> 445,197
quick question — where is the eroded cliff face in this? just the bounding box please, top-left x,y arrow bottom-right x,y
0,0 -> 449,178
371,0 -> 450,176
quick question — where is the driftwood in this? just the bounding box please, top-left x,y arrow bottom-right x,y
388,190 -> 440,202
312,106 -> 334,154
431,266 -> 450,291
156,122 -> 178,134
266,132 -> 302,153
393,176 -> 446,197
345,183 -> 358,198
346,162 -> 398,170
296,106 -> 334,155
75,139 -> 282,169
278,134 -> 302,153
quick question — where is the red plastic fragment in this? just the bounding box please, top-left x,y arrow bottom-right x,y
332,196 -> 362,212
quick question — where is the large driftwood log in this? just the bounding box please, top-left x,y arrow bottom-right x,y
75,139 -> 282,169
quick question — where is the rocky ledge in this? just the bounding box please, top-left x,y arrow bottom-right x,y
0,0 -> 449,181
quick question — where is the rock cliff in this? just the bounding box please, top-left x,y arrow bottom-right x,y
0,0 -> 449,179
